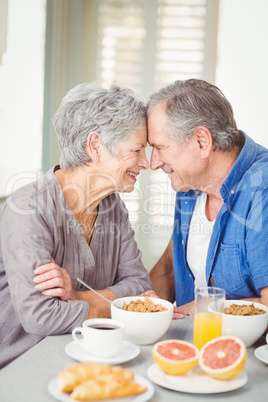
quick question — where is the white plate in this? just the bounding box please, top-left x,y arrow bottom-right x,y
65,340 -> 140,365
147,364 -> 248,394
48,375 -> 154,402
254,345 -> 268,365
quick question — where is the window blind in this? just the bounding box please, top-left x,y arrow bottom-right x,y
95,0 -> 146,93
93,0 -> 218,268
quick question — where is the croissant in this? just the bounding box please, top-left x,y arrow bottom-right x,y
58,362 -> 134,393
71,374 -> 147,401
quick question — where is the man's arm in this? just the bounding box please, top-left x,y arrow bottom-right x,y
149,239 -> 175,303
243,286 -> 268,307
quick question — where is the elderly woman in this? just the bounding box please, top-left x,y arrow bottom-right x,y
0,82 -> 152,368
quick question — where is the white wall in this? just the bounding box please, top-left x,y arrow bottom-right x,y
0,0 -> 46,199
216,0 -> 268,147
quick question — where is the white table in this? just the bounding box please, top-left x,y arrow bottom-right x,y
0,317 -> 267,401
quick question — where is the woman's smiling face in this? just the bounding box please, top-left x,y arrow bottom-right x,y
100,129 -> 149,193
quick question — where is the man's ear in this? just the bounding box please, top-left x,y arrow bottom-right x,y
194,126 -> 213,159
86,131 -> 101,162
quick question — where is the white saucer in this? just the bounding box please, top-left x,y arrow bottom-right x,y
254,344 -> 268,365
147,364 -> 248,394
65,340 -> 140,365
48,375 -> 154,402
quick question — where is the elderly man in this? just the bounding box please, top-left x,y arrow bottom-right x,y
147,79 -> 268,315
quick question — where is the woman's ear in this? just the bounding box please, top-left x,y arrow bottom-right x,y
86,132 -> 101,162
194,126 -> 213,159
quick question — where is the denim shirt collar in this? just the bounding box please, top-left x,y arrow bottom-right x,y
220,132 -> 257,203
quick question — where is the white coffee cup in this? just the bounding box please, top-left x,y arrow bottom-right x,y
72,318 -> 124,357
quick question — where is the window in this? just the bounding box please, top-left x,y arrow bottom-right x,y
93,0 -> 218,268
0,0 -> 46,199
95,0 -> 146,94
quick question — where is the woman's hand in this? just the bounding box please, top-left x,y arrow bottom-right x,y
33,260 -> 77,301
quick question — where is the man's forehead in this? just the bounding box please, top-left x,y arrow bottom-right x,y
148,123 -> 167,144
147,131 -> 168,147
148,107 -> 165,127
148,104 -> 166,120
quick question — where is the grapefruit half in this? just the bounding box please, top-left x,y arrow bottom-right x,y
152,339 -> 199,375
199,335 -> 246,380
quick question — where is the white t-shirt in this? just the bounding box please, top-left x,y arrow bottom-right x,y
186,192 -> 215,290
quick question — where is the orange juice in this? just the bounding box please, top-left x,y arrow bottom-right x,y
193,312 -> 222,349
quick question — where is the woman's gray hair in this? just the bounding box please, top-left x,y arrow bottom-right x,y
54,82 -> 146,170
146,79 -> 244,151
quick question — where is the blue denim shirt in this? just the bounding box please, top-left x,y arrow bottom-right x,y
172,133 -> 268,306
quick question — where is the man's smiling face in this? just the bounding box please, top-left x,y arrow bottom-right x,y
148,105 -> 202,192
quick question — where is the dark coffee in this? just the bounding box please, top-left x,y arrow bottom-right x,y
88,324 -> 120,330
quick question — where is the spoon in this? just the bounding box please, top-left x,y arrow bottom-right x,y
77,277 -> 122,309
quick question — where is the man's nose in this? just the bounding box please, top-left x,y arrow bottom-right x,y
150,148 -> 162,171
139,150 -> 149,170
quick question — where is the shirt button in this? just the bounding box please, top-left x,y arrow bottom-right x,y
182,240 -> 184,245
231,190 -> 235,194
185,201 -> 188,204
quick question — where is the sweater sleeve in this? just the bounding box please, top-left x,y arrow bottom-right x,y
0,195 -> 89,337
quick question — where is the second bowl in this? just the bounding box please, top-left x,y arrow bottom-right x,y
221,300 -> 268,347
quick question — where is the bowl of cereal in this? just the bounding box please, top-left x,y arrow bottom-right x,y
111,296 -> 173,345
219,300 -> 268,347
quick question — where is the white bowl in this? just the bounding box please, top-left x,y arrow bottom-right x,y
111,296 -> 173,345
220,300 -> 268,347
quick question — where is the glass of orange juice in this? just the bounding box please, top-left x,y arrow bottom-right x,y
193,287 -> 225,349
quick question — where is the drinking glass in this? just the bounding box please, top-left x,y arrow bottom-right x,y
193,286 -> 226,349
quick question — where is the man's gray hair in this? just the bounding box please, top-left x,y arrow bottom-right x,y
146,79 -> 244,151
54,82 -> 146,170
